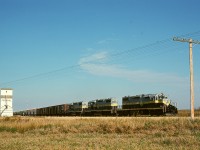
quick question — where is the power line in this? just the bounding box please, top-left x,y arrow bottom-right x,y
1,31 -> 200,87
0,41 -> 172,86
0,64 -> 80,86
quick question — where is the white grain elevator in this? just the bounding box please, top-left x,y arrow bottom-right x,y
0,88 -> 13,117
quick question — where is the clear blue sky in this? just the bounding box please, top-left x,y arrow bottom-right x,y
0,0 -> 200,111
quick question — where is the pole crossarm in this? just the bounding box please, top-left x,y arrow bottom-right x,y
173,37 -> 200,44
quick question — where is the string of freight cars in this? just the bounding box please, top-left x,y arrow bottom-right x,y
14,93 -> 178,117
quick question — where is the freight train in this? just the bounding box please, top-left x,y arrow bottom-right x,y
14,93 -> 178,116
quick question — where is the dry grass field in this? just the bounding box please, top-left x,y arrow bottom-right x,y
0,115 -> 200,150
178,109 -> 200,117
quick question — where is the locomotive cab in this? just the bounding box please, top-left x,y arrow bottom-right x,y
155,93 -> 170,106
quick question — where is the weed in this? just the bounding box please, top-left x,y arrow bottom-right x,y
0,126 -> 17,133
163,139 -> 171,146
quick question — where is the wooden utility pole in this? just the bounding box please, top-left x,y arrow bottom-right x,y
173,37 -> 200,119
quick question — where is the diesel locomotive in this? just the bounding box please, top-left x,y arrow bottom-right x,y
118,93 -> 177,116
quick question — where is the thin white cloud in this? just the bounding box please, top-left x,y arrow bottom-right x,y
79,52 -> 188,86
79,51 -> 108,64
